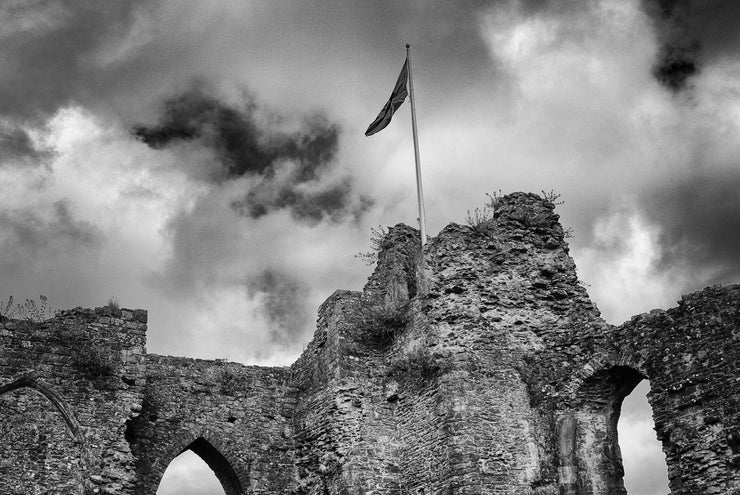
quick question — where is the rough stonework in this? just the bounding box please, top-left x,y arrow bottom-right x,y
1,192 -> 738,494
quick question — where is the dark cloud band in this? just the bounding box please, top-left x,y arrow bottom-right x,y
133,86 -> 373,224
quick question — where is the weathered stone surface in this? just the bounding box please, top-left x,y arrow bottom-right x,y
0,306 -> 147,494
1,192 -> 738,494
128,356 -> 295,494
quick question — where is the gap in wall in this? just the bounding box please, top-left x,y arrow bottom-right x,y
618,380 -> 670,495
157,449 -> 225,495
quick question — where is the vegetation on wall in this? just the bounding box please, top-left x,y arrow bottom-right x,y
465,190 -> 574,238
0,295 -> 54,323
71,341 -> 116,385
352,300 -> 410,348
354,225 -> 389,266
465,190 -> 501,233
104,297 -> 120,311
217,368 -> 241,396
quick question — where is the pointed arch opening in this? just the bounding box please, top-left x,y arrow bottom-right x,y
157,450 -> 225,495
156,437 -> 242,495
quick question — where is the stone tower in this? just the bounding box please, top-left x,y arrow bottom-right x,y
1,192 -> 738,494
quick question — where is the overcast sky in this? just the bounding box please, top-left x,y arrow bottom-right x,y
2,1 -> 739,493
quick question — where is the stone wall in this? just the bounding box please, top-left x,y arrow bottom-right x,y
0,307 -> 148,494
128,355 -> 295,494
1,192 -> 738,494
607,287 -> 740,494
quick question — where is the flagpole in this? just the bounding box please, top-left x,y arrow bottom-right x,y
406,43 -> 427,249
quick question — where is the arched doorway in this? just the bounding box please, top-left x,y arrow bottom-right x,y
156,437 -> 242,495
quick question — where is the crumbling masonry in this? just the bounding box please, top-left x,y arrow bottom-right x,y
1,192 -> 738,494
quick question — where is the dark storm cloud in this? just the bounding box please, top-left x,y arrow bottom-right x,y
132,87 -> 272,179
640,0 -> 740,91
132,87 -> 340,180
0,201 -> 103,266
132,88 -> 268,179
135,86 -> 373,223
642,171 -> 740,287
246,269 -> 312,345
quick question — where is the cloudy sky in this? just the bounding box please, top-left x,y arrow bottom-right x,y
2,0 -> 739,493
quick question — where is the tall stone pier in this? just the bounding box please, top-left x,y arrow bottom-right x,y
2,192 -> 738,494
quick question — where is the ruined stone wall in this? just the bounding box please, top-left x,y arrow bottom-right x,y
287,193 -> 739,495
407,195 -> 598,494
0,307 -> 148,495
611,287 -> 740,494
290,288 -> 406,493
287,195 -> 590,493
1,192 -> 738,495
128,355 -> 296,494
543,285 -> 740,495
289,224 -> 448,494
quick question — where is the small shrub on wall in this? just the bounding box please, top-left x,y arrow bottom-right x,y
352,301 -> 410,348
217,369 -> 240,396
41,327 -> 118,388
1,295 -> 54,323
465,191 -> 502,233
71,341 -> 116,387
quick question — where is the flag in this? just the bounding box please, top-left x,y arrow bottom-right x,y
365,57 -> 409,136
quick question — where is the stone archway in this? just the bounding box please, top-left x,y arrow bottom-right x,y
176,437 -> 242,495
150,432 -> 248,495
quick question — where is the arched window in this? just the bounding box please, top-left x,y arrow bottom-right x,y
156,437 -> 241,495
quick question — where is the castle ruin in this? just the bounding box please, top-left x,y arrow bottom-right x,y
1,192 -> 738,494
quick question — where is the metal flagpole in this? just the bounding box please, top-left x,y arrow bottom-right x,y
406,43 -> 427,248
